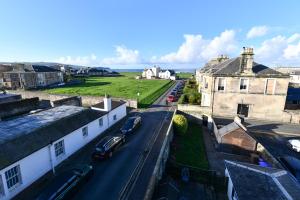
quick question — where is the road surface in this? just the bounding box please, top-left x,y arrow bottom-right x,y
73,81 -> 179,200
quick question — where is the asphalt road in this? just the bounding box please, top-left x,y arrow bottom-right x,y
73,81 -> 179,200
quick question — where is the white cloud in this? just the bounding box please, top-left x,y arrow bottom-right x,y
247,26 -> 268,39
284,41 -> 300,60
55,46 -> 141,66
101,45 -> 140,65
57,54 -> 97,66
152,30 -> 237,64
255,33 -> 300,65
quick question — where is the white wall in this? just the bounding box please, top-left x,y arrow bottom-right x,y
0,104 -> 126,200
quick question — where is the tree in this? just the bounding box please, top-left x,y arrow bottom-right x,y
173,114 -> 188,135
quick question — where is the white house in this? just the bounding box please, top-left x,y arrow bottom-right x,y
158,70 -> 176,80
0,96 -> 126,200
225,160 -> 300,200
142,66 -> 176,80
142,66 -> 161,79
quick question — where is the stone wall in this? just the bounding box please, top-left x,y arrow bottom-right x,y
8,90 -> 138,108
0,97 -> 40,119
51,96 -> 82,107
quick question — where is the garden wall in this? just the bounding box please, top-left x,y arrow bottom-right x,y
8,90 -> 138,108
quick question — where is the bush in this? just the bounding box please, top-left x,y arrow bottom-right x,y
173,114 -> 188,135
178,94 -> 187,104
188,94 -> 196,104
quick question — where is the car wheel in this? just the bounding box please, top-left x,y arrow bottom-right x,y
109,152 -> 113,158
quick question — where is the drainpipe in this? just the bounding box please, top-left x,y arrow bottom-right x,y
48,144 -> 55,175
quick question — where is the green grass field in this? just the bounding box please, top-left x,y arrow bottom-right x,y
46,72 -> 172,107
173,122 -> 209,169
177,72 -> 193,79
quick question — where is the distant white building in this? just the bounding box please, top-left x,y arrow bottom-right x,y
142,66 -> 176,80
158,70 -> 176,80
0,96 -> 126,200
276,67 -> 300,86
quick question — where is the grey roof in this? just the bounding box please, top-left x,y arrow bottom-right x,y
30,65 -> 61,72
225,160 -> 300,200
160,69 -> 176,75
201,57 -> 287,77
218,122 -> 240,138
92,100 -> 126,110
0,105 -> 107,170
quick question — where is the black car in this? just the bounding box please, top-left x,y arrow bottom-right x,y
120,116 -> 142,135
36,165 -> 94,200
92,135 -> 125,159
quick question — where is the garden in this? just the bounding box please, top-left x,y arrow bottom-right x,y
178,79 -> 201,105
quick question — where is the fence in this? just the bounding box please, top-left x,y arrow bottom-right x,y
166,160 -> 228,193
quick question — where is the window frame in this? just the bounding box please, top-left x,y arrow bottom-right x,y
264,78 -> 276,95
5,165 -> 22,191
217,77 -> 226,91
82,126 -> 88,138
54,140 -> 65,158
239,78 -> 249,92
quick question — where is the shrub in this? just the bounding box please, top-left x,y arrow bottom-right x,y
188,93 -> 196,104
173,114 -> 188,135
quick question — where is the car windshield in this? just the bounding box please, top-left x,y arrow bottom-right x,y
95,147 -> 105,152
122,118 -> 135,129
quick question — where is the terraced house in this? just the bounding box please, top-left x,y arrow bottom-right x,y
196,47 -> 290,121
1,64 -> 63,89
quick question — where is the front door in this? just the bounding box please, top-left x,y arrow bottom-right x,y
237,104 -> 249,117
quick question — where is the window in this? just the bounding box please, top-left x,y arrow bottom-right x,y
99,118 -> 103,127
5,165 -> 22,190
113,115 -> 117,121
203,77 -> 208,89
54,140 -> 65,158
240,78 -> 248,90
0,175 -> 5,196
82,126 -> 88,138
218,78 -> 225,91
265,79 -> 275,95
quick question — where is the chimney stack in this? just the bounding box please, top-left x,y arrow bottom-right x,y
103,93 -> 112,111
241,47 -> 254,74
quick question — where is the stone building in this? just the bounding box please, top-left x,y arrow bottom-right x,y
196,47 -> 290,121
1,64 -> 63,89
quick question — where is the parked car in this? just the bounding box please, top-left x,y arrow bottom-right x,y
170,91 -> 177,97
287,139 -> 300,152
92,135 -> 126,160
167,95 -> 177,102
36,165 -> 94,200
120,116 -> 142,135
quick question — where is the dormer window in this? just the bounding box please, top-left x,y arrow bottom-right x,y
240,78 -> 248,91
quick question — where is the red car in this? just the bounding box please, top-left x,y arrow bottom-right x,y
167,95 -> 177,102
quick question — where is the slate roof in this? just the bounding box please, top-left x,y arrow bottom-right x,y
160,70 -> 176,75
200,57 -> 287,77
92,100 -> 126,110
0,105 -> 107,170
225,160 -> 300,200
30,65 -> 61,72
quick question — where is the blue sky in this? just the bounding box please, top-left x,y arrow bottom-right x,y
1,0 -> 300,68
